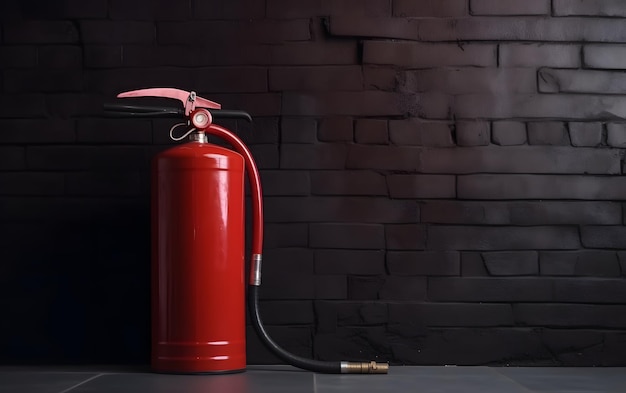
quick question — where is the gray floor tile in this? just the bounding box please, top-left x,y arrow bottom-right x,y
70,370 -> 314,393
0,371 -> 100,393
494,368 -> 626,393
314,366 -> 531,393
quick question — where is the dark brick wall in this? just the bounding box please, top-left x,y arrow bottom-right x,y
1,0 -> 625,366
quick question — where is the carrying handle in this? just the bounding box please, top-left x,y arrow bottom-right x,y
116,88 -> 221,116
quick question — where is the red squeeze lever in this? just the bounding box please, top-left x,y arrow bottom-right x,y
117,88 -> 221,116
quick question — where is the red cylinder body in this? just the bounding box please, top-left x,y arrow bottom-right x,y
151,139 -> 246,374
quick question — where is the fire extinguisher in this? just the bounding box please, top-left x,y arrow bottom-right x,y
104,88 -> 388,375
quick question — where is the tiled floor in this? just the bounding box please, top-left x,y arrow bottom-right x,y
1,365 -> 625,393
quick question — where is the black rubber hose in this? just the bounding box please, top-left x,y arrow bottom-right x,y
248,286 -> 341,374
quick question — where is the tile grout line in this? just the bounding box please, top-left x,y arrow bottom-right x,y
58,373 -> 105,393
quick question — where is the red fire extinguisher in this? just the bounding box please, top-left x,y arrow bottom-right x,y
104,88 -> 388,375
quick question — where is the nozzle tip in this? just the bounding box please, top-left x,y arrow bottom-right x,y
341,361 -> 389,374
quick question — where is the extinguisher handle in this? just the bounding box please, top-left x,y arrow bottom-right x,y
103,103 -> 185,118
103,103 -> 252,123
116,88 -> 221,116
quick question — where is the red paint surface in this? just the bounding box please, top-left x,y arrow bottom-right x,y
151,140 -> 246,373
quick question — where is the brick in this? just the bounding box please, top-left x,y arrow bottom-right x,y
554,0 -> 626,17
282,92 -> 405,116
270,42 -> 358,65
541,251 -> 621,277
264,224 -> 308,249
402,68 -> 536,95
3,21 -> 78,44
267,0 -> 391,18
569,122 -> 603,147
46,93 -> 107,118
315,250 -> 385,274
260,171 -> 310,196
385,225 -> 427,251
354,119 -> 387,144
617,247 -> 626,275
499,43 -> 581,68
421,201 -> 621,225
346,145 -> 420,171
120,44 -> 271,67
471,0 -> 549,15
364,41 -> 496,67
310,223 -> 384,250
514,304 -> 626,328
233,117 -> 280,145
607,123 -> 626,148
0,173 -> 64,196
249,145 -> 279,169
0,94 -> 46,118
0,147 -> 25,170
318,117 -> 353,142
310,170 -> 387,196
315,301 -> 387,331
193,0 -> 265,19
23,0 -> 107,18
482,252 -> 538,276
0,46 -> 37,68
76,119 -> 152,144
262,248 -> 314,277
422,147 -> 619,174
542,329 -> 603,362
280,144 -> 346,169
379,277 -> 427,300
527,122 -> 570,145
364,66 -> 398,91
390,328 -> 549,365
458,175 -> 626,200
430,278 -> 553,302
418,18 -> 626,43
81,21 -> 155,44
158,20 -> 310,45
264,197 -> 418,223
315,275 -> 348,299
394,0 -> 466,16
269,66 -> 362,92
4,69 -> 84,93
387,175 -> 455,199
539,68 -> 626,95
455,94 -> 626,120
584,45 -> 626,69
27,146 -> 148,171
37,46 -> 82,68
258,301 -> 314,325
109,0 -> 191,20
492,121 -> 527,146
387,251 -> 460,275
210,93 -> 281,117
456,121 -> 490,146
84,46 -> 123,68
462,252 -> 489,276
329,17 -> 417,40
389,303 -> 513,327
65,171 -> 142,197
427,226 -> 580,250
260,272 -> 315,300
315,326 -> 389,360
389,120 -> 454,147
347,276 -> 385,300
0,120 -> 75,144
582,226 -> 626,249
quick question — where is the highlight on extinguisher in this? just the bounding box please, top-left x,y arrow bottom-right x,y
104,88 -> 389,375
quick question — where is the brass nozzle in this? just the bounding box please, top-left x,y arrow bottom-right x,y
341,361 -> 389,374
